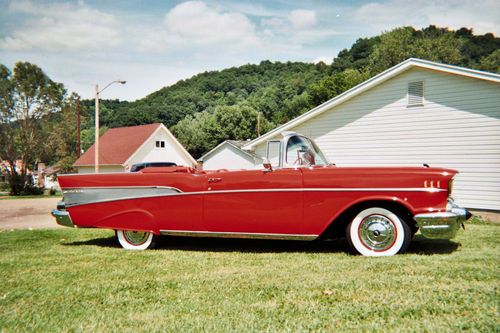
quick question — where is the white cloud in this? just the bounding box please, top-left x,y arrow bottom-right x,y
288,9 -> 316,30
0,1 -> 122,52
260,10 -> 339,48
163,1 -> 260,47
312,56 -> 333,64
353,0 -> 500,35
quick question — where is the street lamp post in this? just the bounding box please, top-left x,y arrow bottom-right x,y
95,80 -> 126,173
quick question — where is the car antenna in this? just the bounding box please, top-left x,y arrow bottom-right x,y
423,163 -> 430,168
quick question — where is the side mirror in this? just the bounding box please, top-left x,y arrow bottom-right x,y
263,158 -> 273,172
266,140 -> 281,168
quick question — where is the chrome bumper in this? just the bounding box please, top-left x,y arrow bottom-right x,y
51,201 -> 75,228
414,200 -> 471,239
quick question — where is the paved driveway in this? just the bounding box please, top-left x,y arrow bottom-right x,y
0,197 -> 62,230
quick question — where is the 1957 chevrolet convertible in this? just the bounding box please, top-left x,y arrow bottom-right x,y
52,132 -> 470,256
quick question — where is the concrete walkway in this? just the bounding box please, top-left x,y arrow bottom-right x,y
0,197 -> 62,230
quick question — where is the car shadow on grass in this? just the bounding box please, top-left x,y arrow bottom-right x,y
65,235 -> 120,248
159,236 -> 350,253
407,235 -> 460,254
65,235 -> 349,253
65,234 -> 460,255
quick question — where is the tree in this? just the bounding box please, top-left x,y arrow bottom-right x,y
0,62 -> 65,195
307,68 -> 370,106
40,93 -> 81,173
368,27 -> 464,74
172,104 -> 273,158
479,49 -> 500,73
0,65 -> 18,193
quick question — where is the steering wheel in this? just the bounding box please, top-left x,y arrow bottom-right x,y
293,157 -> 303,166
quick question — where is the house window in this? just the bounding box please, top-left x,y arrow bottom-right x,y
155,140 -> 166,148
407,81 -> 424,107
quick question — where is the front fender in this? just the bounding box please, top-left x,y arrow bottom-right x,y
317,194 -> 417,236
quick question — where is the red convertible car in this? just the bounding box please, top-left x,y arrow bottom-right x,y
52,132 -> 470,256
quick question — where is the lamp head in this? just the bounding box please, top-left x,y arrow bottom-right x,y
119,80 -> 126,84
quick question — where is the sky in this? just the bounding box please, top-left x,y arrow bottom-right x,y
0,0 -> 498,101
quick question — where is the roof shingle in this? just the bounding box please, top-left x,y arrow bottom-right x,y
74,123 -> 160,166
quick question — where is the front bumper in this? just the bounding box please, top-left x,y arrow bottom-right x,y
51,201 -> 75,228
414,200 -> 471,239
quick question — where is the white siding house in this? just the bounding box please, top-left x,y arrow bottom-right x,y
200,140 -> 262,170
244,59 -> 500,211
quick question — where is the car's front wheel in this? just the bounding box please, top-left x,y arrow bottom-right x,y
346,207 -> 411,256
116,230 -> 157,250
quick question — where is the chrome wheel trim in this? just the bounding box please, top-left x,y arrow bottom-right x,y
358,214 -> 396,251
116,230 -> 154,250
123,230 -> 150,246
348,207 -> 405,256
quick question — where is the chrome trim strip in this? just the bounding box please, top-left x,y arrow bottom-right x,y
160,229 -> 318,241
64,185 -> 182,190
62,186 -> 445,207
181,187 -> 444,196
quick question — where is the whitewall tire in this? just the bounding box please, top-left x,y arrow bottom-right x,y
116,230 -> 156,250
346,207 -> 411,256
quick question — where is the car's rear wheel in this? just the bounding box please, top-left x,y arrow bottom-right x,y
346,207 -> 411,256
116,230 -> 157,250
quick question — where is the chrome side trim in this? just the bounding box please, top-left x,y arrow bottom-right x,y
189,187 -> 444,196
62,186 -> 445,207
160,229 -> 318,241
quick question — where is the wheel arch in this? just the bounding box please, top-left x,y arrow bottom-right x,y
94,209 -> 159,235
318,197 -> 416,240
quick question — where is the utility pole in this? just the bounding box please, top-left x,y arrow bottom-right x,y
77,97 -> 81,158
257,112 -> 261,137
95,84 -> 99,173
94,80 -> 126,173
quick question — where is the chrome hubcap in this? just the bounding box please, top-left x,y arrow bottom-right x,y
359,215 -> 396,251
123,231 -> 149,245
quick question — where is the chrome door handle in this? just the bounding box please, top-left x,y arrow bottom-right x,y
208,177 -> 222,183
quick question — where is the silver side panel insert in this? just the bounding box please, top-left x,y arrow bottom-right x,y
63,186 -> 181,207
160,229 -> 318,241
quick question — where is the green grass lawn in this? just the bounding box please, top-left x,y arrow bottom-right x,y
0,222 -> 498,332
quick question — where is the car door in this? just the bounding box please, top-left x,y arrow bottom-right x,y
203,168 -> 303,235
154,172 -> 206,232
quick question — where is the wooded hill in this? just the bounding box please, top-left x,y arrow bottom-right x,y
79,26 -> 498,157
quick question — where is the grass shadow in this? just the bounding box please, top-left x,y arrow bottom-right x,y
158,236 -> 350,254
65,235 -> 120,248
64,234 -> 460,255
64,234 -> 350,253
407,235 -> 460,255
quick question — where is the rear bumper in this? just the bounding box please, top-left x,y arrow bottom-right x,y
51,201 -> 75,228
414,200 -> 471,239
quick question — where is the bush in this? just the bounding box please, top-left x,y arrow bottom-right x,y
19,176 -> 44,196
0,182 -> 9,192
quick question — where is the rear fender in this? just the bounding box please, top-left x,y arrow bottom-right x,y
93,209 -> 158,234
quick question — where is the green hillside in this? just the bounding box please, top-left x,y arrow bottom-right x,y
81,25 -> 498,157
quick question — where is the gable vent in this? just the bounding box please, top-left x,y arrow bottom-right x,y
407,81 -> 424,106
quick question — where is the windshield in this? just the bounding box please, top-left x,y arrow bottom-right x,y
285,135 -> 329,167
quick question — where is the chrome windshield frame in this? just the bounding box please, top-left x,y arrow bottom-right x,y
266,132 -> 331,169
